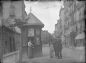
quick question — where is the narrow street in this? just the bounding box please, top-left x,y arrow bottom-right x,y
22,44 -> 85,63
0,1 -> 85,63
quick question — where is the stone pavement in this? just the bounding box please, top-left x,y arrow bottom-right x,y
22,45 -> 85,63
62,47 -> 85,62
22,56 -> 79,63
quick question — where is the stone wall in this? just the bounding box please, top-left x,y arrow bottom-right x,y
3,51 -> 19,63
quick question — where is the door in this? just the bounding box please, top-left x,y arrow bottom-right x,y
33,29 -> 42,57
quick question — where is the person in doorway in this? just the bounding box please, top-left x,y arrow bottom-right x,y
53,38 -> 62,59
28,39 -> 34,58
28,40 -> 34,48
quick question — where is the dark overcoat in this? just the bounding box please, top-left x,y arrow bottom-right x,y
53,38 -> 62,51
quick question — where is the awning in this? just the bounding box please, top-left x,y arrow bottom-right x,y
75,32 -> 85,39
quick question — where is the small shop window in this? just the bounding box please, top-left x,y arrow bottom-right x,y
28,28 -> 34,37
36,29 -> 40,36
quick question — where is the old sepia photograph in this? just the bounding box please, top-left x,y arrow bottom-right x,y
0,0 -> 85,63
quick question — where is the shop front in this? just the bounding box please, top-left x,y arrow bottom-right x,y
23,13 -> 44,58
75,32 -> 85,47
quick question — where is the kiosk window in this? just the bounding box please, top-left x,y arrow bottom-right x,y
36,29 -> 40,36
36,37 -> 40,45
28,28 -> 34,37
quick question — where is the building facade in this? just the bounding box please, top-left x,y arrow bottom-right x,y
54,19 -> 62,38
55,0 -> 85,47
74,1 -> 85,46
0,0 -> 26,61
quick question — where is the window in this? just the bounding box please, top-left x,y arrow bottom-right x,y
75,10 -> 80,21
80,7 -> 84,20
36,29 -> 40,36
28,28 -> 34,37
10,4 -> 15,18
36,37 -> 40,45
9,37 -> 12,52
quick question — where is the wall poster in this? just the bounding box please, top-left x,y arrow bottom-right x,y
28,28 -> 34,37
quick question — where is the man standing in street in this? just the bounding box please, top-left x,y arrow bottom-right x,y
53,37 -> 62,59
57,38 -> 62,58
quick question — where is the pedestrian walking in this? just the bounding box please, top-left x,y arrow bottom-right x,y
53,38 -> 62,59
57,38 -> 62,59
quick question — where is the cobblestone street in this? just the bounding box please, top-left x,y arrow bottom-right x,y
22,44 -> 85,63
0,1 -> 85,63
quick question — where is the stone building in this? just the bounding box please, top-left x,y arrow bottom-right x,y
41,30 -> 52,44
54,19 -> 62,38
56,0 -> 85,47
74,1 -> 85,46
0,0 -> 27,61
22,12 -> 44,57
62,1 -> 76,47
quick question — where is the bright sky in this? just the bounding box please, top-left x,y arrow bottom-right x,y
24,1 -> 63,34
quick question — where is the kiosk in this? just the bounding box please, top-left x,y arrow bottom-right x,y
23,13 -> 44,58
